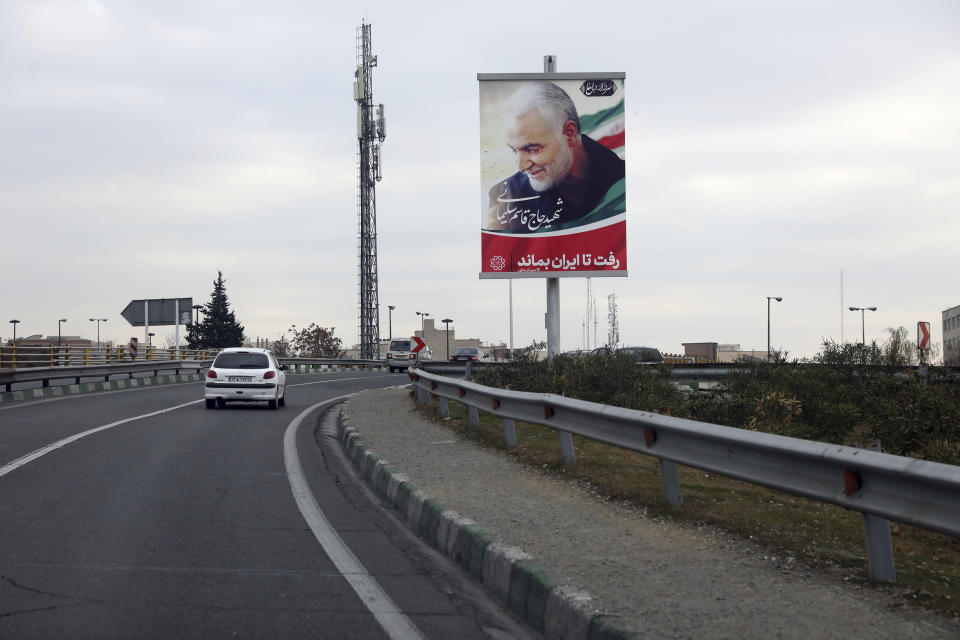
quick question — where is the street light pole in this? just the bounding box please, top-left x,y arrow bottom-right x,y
388,305 -> 395,343
849,306 -> 878,345
192,304 -> 202,326
767,296 -> 782,360
416,311 -> 429,337
89,318 -> 107,349
442,318 -> 453,360
9,319 -> 19,345
58,318 -> 67,346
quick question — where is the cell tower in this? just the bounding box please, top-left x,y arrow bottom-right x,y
354,22 -> 386,359
607,293 -> 619,347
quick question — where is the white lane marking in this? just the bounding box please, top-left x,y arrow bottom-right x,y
0,400 -> 202,478
283,397 -> 425,640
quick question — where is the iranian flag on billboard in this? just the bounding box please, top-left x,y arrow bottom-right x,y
478,73 -> 627,278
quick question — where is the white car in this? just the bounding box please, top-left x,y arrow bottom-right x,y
205,347 -> 287,409
385,339 -> 431,372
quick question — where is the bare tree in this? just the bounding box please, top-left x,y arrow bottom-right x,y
289,323 -> 344,358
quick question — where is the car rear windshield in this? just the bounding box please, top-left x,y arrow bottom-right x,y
214,352 -> 269,369
453,348 -> 478,355
389,341 -> 411,351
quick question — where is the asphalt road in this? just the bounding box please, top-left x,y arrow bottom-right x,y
0,373 -> 534,639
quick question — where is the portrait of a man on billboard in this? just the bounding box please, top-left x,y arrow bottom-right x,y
479,74 -> 626,277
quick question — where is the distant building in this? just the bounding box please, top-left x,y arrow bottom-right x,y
682,342 -> 718,361
943,305 -> 960,366
716,344 -> 767,363
17,334 -> 93,347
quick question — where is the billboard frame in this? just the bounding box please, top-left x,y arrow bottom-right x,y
478,70 -> 628,280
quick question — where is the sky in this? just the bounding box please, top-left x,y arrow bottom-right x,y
2,0 -> 959,360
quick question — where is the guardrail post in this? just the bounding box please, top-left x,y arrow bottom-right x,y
656,409 -> 683,505
557,431 -> 576,464
660,460 -> 683,505
468,405 -> 480,427
415,385 -> 428,405
857,440 -> 896,582
439,397 -> 450,419
864,513 -> 896,582
503,418 -> 517,447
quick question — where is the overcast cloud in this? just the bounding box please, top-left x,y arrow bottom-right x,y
2,0 -> 958,358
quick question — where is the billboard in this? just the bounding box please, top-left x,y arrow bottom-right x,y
478,72 -> 627,278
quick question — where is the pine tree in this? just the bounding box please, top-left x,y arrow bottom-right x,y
185,272 -> 245,349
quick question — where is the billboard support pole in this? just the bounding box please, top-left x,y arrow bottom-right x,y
544,54 -> 561,360
144,300 -> 149,347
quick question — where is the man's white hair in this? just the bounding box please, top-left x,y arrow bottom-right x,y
505,81 -> 580,135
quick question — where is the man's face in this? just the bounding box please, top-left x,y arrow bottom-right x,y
506,108 -> 574,192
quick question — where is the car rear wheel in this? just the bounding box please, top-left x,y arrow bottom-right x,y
268,399 -> 278,410
278,395 -> 285,407
205,399 -> 216,409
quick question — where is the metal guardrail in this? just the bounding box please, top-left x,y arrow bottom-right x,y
408,366 -> 960,583
0,357 -> 392,392
0,360 -> 212,392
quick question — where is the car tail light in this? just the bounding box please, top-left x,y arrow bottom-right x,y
450,357 -> 454,361
387,353 -> 393,359
264,370 -> 276,379
409,353 -> 416,359
206,370 -> 217,378
472,356 -> 478,361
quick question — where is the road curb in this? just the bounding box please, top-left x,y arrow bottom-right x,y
338,404 -> 637,640
0,373 -> 205,405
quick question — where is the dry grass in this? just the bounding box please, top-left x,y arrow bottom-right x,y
421,396 -> 960,617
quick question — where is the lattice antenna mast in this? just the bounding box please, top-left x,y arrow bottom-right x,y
607,293 -> 619,347
354,22 -> 386,359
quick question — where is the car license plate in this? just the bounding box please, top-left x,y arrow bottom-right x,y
228,376 -> 253,382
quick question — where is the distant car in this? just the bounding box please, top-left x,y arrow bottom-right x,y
590,345 -> 665,364
386,339 -> 431,372
205,348 -> 287,409
450,347 -> 488,362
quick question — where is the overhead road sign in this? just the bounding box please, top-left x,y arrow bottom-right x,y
121,298 -> 193,327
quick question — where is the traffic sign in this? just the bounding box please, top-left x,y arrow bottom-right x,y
411,336 -> 426,353
121,298 -> 193,327
917,321 -> 931,350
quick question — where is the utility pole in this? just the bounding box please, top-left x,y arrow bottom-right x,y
354,22 -> 386,359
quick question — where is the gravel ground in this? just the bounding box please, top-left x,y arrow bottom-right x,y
346,388 -> 959,639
